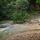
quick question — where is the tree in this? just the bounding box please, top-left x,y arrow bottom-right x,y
16,0 -> 29,12
0,0 -> 16,20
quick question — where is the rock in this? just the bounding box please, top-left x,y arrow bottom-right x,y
0,23 -> 10,28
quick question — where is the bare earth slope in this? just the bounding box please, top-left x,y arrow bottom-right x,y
6,17 -> 40,40
7,31 -> 40,40
0,16 -> 40,40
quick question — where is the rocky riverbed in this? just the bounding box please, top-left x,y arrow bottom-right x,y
0,17 -> 40,40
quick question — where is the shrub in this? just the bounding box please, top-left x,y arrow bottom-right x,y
10,11 -> 31,23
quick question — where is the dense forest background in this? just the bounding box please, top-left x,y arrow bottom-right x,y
0,0 -> 40,23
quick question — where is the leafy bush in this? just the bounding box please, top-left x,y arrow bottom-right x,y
0,0 -> 39,23
10,11 -> 31,23
16,0 -> 29,11
36,0 -> 40,4
0,0 -> 16,20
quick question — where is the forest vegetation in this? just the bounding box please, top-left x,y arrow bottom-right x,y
0,0 -> 40,23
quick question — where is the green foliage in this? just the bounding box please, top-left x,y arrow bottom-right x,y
36,0 -> 40,4
0,0 -> 39,23
0,0 -> 16,20
16,0 -> 29,11
10,11 -> 30,23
